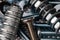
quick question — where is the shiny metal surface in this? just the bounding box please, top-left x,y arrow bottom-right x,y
0,5 -> 22,40
0,0 -> 60,40
23,19 -> 40,40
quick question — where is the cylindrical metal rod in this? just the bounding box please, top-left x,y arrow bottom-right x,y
0,5 -> 22,40
24,19 -> 40,40
20,30 -> 29,40
49,1 -> 60,4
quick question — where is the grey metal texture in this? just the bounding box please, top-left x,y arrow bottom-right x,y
0,5 -> 22,40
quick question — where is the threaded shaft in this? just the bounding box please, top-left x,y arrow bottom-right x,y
0,5 -> 22,40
